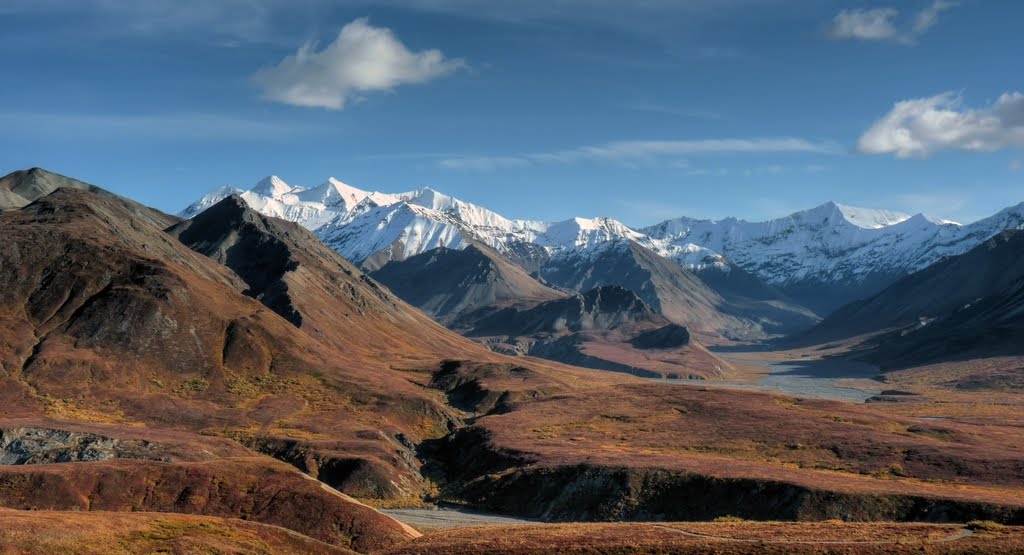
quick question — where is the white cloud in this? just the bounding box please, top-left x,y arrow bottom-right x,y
858,91 -> 1024,158
1012,159 -> 1022,172
829,7 -> 901,41
912,0 -> 957,34
253,18 -> 465,110
439,138 -> 839,171
827,1 -> 957,44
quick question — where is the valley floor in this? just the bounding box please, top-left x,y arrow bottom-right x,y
381,507 -> 539,532
652,348 -> 883,402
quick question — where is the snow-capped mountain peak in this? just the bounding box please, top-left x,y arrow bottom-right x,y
405,187 -> 454,210
534,216 -> 649,249
797,201 -> 911,230
293,177 -> 374,209
178,185 -> 245,219
831,202 -> 911,229
250,175 -> 293,198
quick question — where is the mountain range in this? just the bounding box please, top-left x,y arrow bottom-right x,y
183,175 -> 1024,316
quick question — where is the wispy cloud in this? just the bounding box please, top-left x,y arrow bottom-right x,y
0,0 -> 775,47
684,165 -> 787,178
858,91 -> 1024,158
439,138 -> 841,171
827,1 -> 957,44
0,111 -> 324,141
0,0 -> 285,45
253,18 -> 465,110
359,0 -> 767,26
438,156 -> 532,172
912,0 -> 958,35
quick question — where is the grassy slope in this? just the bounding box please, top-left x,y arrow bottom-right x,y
384,522 -> 1024,555
0,508 -> 353,555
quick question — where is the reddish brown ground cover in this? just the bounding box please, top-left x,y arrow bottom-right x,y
0,508 -> 352,554
425,360 -> 1024,522
384,521 -> 1024,554
0,457 -> 418,552
2,180 -> 1024,552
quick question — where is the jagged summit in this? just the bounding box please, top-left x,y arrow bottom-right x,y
249,175 -> 293,198
806,201 -> 912,229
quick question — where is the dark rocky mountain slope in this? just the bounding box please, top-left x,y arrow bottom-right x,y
167,195 -> 484,361
370,243 -> 565,328
540,240 -> 818,342
467,285 -> 728,378
813,231 -> 1024,369
800,230 -> 1024,353
0,167 -> 178,229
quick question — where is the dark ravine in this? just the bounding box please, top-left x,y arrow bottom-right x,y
424,429 -> 1024,526
452,464 -> 1024,524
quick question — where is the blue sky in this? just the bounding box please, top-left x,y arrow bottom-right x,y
1,0 -> 1022,226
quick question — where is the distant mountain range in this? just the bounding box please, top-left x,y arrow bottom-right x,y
182,175 -> 1024,316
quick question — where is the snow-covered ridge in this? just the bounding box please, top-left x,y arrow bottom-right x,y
642,200 -> 1024,292
179,175 -> 686,267
180,176 -> 1024,296
831,202 -> 911,229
